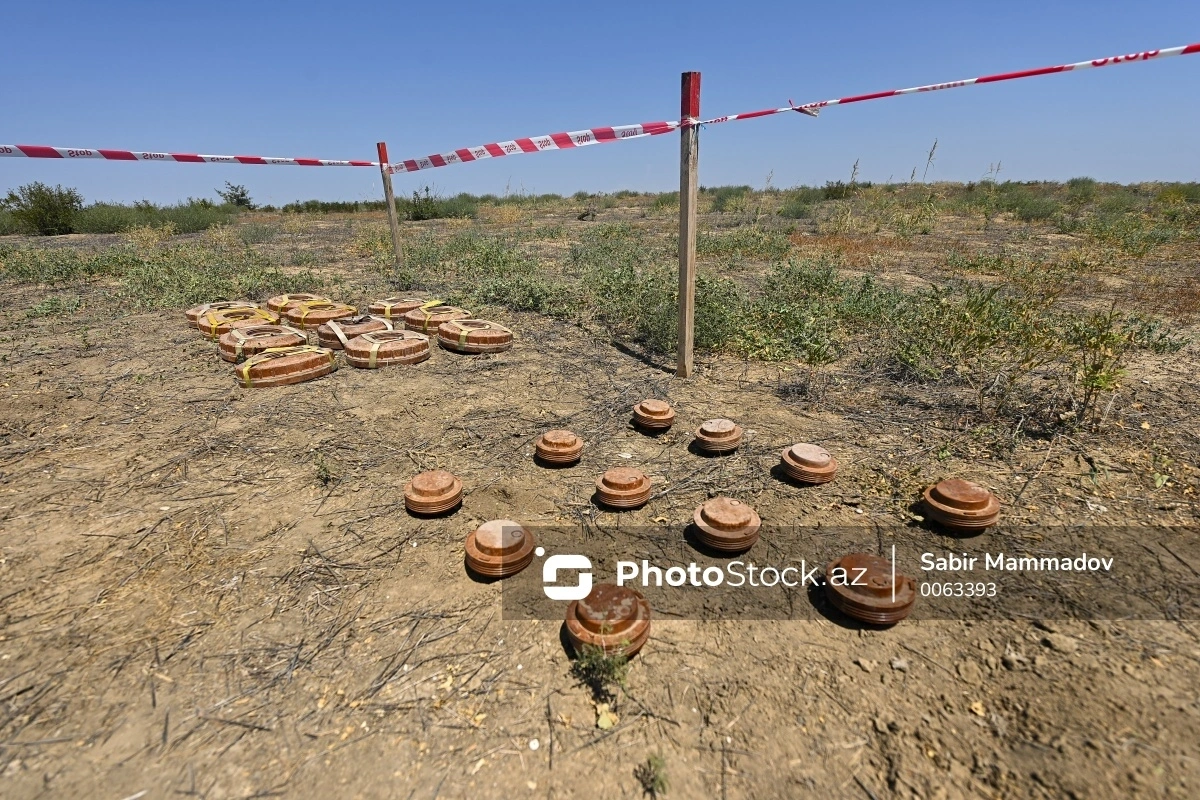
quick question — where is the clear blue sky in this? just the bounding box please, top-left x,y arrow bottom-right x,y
2,1 -> 1198,206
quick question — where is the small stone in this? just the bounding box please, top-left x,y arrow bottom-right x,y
528,739 -> 539,751
890,658 -> 909,672
1043,634 -> 1078,654
957,659 -> 984,685
874,716 -> 891,734
855,658 -> 876,673
969,700 -> 986,717
1002,646 -> 1027,670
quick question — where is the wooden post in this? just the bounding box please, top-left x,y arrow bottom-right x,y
376,141 -> 403,269
676,72 -> 701,378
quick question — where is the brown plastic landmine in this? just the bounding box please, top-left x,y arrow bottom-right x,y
404,469 -> 463,515
218,324 -> 307,362
234,345 -> 337,388
367,297 -> 428,319
266,293 -> 329,313
534,430 -> 584,465
464,520 -> 536,578
437,319 -> 513,354
780,443 -> 838,484
824,552 -> 917,626
197,307 -> 281,340
286,301 -> 359,330
185,300 -> 258,328
922,478 -> 1001,532
317,315 -> 393,350
692,497 -> 762,553
565,583 -> 652,658
403,305 -> 472,334
693,418 -> 743,453
632,399 -> 676,431
343,330 -> 430,368
594,467 -> 652,509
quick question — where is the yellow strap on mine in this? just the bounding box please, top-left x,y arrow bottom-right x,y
369,339 -> 382,368
231,327 -> 249,360
327,319 -> 348,347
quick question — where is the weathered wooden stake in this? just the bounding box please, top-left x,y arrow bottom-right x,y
677,72 -> 701,378
376,141 -> 403,269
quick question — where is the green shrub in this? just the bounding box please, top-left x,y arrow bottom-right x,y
73,199 -> 236,234
402,187 -> 477,221
0,210 -> 19,235
706,185 -> 752,213
74,203 -> 140,233
2,182 -> 83,235
1001,191 -> 1060,222
26,293 -> 81,318
696,227 -> 790,260
823,180 -> 871,200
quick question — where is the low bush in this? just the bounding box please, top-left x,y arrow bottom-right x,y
2,182 -> 83,235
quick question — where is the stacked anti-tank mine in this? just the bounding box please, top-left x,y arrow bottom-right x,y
344,330 -> 431,368
316,315 -> 393,350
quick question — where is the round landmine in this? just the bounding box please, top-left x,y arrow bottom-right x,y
631,399 -> 676,431
692,497 -> 762,553
404,469 -> 463,515
922,478 -> 1001,532
594,467 -> 652,509
780,443 -> 838,484
343,330 -> 430,368
534,430 -> 584,465
218,324 -> 307,362
197,307 -> 280,340
464,520 -> 536,578
317,315 -> 393,350
693,418 -> 743,453
233,345 -> 336,388
824,552 -> 917,626
367,297 -> 428,320
286,300 -> 358,330
438,319 -> 513,354
565,583 -> 652,658
404,305 -> 472,335
266,293 -> 329,313
185,300 -> 258,328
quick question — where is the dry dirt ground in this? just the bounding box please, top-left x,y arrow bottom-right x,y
2,207 -> 1199,799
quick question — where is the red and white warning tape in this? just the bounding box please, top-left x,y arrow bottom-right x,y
0,143 -> 379,168
384,41 -> 1200,175
3,42 -> 1196,175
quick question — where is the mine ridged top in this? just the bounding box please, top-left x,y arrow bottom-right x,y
594,467 -> 652,509
465,520 -> 535,578
565,583 -> 652,658
404,469 -> 463,515
632,399 -> 676,430
535,430 -> 584,464
824,552 -> 917,626
692,497 -> 762,552
694,418 -> 743,452
780,443 -> 839,484
922,478 -> 1001,531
